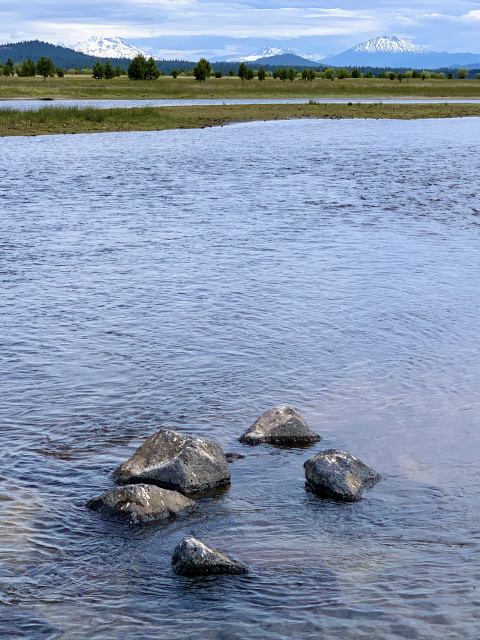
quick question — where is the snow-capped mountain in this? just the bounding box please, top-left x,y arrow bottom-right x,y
319,35 -> 480,68
215,45 -> 325,63
73,36 -> 148,59
352,35 -> 428,55
224,46 -> 290,62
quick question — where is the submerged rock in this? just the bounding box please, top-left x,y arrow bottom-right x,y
225,452 -> 245,463
304,449 -> 381,502
172,536 -> 249,576
86,484 -> 195,523
239,406 -> 321,446
112,428 -> 231,495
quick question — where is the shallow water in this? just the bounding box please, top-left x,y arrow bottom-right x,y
1,97 -> 480,111
1,118 -> 480,639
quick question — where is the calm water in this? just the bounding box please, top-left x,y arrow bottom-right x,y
1,119 -> 480,639
2,97 -> 480,111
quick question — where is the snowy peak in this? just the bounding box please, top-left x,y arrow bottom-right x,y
226,46 -> 289,62
73,36 -> 148,59
224,45 -> 325,63
352,36 -> 429,55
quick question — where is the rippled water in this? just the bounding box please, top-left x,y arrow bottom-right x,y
1,118 -> 480,639
2,97 -> 480,111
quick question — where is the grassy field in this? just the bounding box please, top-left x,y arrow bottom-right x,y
1,75 -> 480,100
1,102 -> 479,137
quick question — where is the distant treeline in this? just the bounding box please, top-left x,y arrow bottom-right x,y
0,41 -> 479,78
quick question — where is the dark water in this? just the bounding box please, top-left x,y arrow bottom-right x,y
1,118 -> 480,639
2,98 -> 480,111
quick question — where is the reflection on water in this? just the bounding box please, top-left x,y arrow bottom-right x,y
1,118 -> 480,639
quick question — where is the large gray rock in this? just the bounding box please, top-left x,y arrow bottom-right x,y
304,449 -> 381,502
172,536 -> 249,576
86,484 -> 195,523
112,428 -> 231,495
239,406 -> 321,446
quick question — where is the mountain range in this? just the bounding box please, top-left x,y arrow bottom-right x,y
1,35 -> 480,71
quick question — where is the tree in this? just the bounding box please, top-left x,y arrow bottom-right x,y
104,60 -> 116,80
227,69 -> 235,76
56,68 -> 65,77
351,68 -> 360,78
36,57 -> 55,80
81,65 -> 91,74
92,60 -> 105,80
324,67 -> 335,81
397,73 -> 404,83
214,70 -> 223,78
18,59 -> 36,77
115,65 -> 122,77
238,62 -> 248,80
448,72 -> 454,79
193,57 -> 211,81
477,74 -> 480,80
145,57 -> 160,80
308,68 -> 316,81
3,58 -> 14,76
457,68 -> 468,79
301,69 -> 308,82
336,68 -> 349,79
128,55 -> 147,80
246,68 -> 254,80
171,68 -> 178,78
258,66 -> 266,82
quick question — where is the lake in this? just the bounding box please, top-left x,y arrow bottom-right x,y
1,118 -> 480,639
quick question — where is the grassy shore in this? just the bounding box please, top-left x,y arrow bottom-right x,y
1,75 -> 480,100
1,103 -> 479,137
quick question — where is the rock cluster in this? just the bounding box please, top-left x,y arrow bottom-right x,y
85,407 -> 382,577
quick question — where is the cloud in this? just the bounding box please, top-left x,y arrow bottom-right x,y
2,1 -> 480,57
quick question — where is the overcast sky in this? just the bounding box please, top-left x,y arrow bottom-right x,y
2,1 -> 479,59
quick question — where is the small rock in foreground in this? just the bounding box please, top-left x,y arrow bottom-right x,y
304,449 -> 381,502
172,536 -> 249,576
86,484 -> 195,523
239,406 -> 321,446
112,428 -> 231,495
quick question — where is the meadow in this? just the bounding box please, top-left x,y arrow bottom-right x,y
1,74 -> 480,100
1,102 -> 479,137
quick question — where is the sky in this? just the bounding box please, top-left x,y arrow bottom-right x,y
1,1 -> 480,59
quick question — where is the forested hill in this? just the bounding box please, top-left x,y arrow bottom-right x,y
0,40 -> 204,73
0,40 -> 130,69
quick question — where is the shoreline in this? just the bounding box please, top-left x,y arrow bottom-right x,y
1,103 -> 479,137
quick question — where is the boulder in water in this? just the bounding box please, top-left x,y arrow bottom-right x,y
112,428 -> 231,495
239,406 -> 321,446
86,484 -> 195,523
172,536 -> 249,576
304,449 -> 381,501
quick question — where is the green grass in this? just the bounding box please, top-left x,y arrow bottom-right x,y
1,75 -> 480,100
1,103 -> 480,137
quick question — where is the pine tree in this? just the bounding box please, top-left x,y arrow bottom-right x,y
36,57 -> 55,80
257,66 -> 266,82
128,55 -> 147,80
145,57 -> 160,80
193,58 -> 211,81
3,58 -> 14,76
92,60 -> 105,80
237,62 -> 248,81
104,60 -> 116,80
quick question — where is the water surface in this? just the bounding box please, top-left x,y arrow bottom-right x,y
1,97 -> 480,111
1,118 -> 480,639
